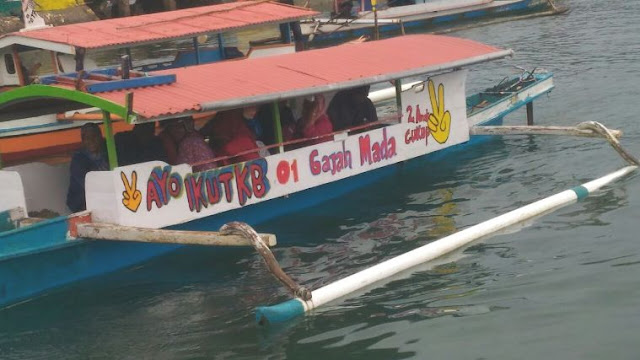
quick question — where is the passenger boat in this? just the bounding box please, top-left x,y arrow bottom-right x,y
0,34 -> 554,308
0,0 -> 316,83
301,0 -> 567,43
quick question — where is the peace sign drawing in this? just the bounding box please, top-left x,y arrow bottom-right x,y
121,171 -> 142,212
427,79 -> 452,144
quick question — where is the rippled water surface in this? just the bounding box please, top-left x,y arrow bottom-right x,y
2,0 -> 640,358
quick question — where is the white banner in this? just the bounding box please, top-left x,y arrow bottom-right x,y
87,70 -> 470,228
21,0 -> 47,30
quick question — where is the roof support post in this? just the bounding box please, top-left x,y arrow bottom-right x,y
217,34 -> 226,60
395,79 -> 402,121
12,46 -> 25,86
192,37 -> 201,65
125,48 -> 133,69
75,47 -> 86,71
526,102 -> 534,126
272,102 -> 284,154
279,23 -> 292,44
372,0 -> 379,40
102,111 -> 119,170
50,51 -> 58,74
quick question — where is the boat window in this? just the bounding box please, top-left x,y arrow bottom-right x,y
4,54 -> 15,74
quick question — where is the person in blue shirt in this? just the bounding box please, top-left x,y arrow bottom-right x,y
66,123 -> 109,212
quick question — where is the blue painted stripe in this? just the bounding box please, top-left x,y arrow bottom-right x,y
255,299 -> 305,325
86,74 -> 176,93
571,185 -> 589,200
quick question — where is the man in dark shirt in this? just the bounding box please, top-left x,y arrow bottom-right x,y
66,123 -> 109,212
327,85 -> 378,132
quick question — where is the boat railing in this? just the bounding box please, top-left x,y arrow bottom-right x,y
189,114 -> 401,169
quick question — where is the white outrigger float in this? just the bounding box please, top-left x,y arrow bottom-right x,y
4,34 -> 629,312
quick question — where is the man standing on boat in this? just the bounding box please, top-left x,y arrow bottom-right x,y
66,123 -> 109,212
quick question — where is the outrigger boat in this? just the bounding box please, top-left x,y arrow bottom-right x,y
301,0 -> 567,43
0,34 -> 556,308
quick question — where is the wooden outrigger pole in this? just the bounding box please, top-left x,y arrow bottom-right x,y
77,221 -> 311,300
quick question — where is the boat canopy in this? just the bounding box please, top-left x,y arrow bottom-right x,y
0,1 -> 318,54
0,35 -> 512,123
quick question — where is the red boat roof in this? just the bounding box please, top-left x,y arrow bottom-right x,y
0,35 -> 511,122
0,1 -> 317,51
93,35 -> 511,121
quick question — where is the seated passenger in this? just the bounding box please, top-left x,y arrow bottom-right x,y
298,95 -> 333,145
242,106 -> 263,142
66,123 -> 109,212
326,85 -> 378,131
115,122 -> 167,166
165,118 -> 217,172
255,102 -> 298,148
204,109 -> 262,165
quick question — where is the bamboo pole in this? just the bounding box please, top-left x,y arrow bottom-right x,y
76,223 -> 277,247
256,166 -> 637,325
102,111 -> 119,170
272,101 -> 284,154
470,125 -> 622,139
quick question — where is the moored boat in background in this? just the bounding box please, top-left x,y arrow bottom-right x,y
301,0 -> 567,43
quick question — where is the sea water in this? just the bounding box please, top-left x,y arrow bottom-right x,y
2,0 -> 640,358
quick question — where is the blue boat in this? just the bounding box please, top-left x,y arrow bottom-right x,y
0,34 -> 554,308
301,0 -> 567,43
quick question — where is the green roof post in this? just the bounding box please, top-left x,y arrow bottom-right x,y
102,111 -> 119,170
272,102 -> 284,154
395,79 -> 403,122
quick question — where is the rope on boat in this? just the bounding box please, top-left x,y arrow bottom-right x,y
220,222 -> 312,301
255,165 -> 637,325
576,121 -> 640,166
547,0 -> 562,13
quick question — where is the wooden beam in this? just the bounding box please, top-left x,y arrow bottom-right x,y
470,125 -> 622,139
76,223 -> 277,247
